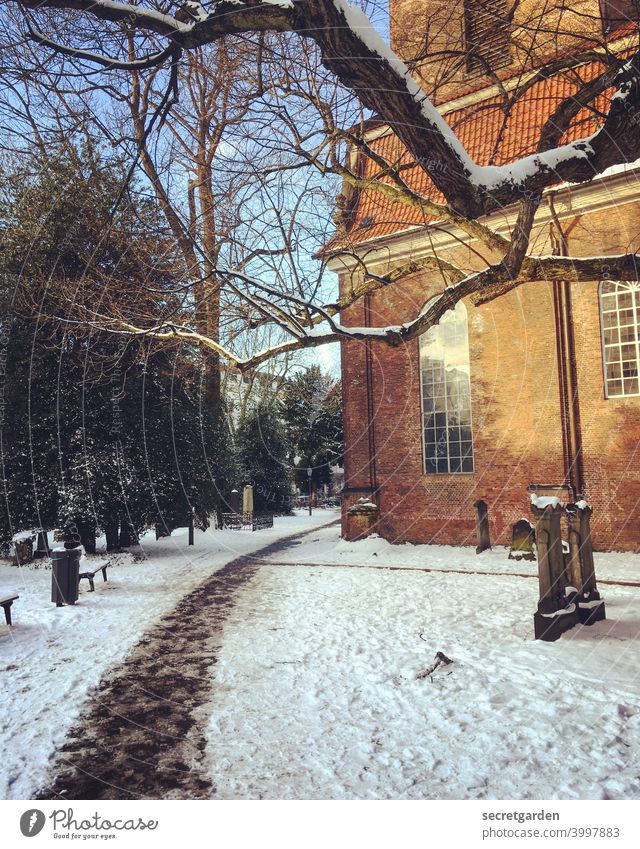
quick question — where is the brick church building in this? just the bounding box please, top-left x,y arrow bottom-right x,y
329,1 -> 640,551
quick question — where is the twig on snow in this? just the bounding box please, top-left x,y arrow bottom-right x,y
416,651 -> 454,680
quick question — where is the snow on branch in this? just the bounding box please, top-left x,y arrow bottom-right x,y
21,0 -> 192,36
81,250 -> 639,372
22,0 -> 640,216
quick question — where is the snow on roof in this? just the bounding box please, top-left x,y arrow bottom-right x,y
328,51 -> 627,251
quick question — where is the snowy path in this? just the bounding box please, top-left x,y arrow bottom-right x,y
32,520 -> 340,801
203,529 -> 640,800
5,517 -> 640,800
0,512 -> 334,800
260,522 -> 640,584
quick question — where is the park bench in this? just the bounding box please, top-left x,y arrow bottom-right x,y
0,591 -> 19,626
78,559 -> 110,592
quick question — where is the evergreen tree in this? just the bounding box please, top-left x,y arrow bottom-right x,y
0,146 -> 227,550
281,366 -> 343,492
235,405 -> 292,514
0,310 -> 67,550
140,349 -> 233,535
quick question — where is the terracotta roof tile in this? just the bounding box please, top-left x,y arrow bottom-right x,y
328,53 -> 621,251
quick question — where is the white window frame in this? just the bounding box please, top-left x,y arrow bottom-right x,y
599,280 -> 640,399
419,300 -> 475,475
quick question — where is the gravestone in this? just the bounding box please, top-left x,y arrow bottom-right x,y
474,500 -> 491,553
243,485 -> 254,517
530,497 -> 579,641
34,530 -> 50,559
565,501 -> 605,625
345,498 -> 380,541
508,519 -> 536,561
229,489 -> 241,514
527,485 -> 604,639
12,534 -> 34,565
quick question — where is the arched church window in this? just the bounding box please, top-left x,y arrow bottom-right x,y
420,301 -> 474,474
600,281 -> 640,398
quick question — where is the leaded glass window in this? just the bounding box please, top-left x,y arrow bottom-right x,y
600,280 -> 640,398
420,301 -> 474,474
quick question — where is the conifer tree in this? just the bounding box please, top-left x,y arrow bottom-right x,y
281,367 -> 343,492
235,405 -> 292,514
0,146 -> 228,550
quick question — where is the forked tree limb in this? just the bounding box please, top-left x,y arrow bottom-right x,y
86,250 -> 639,370
416,651 -> 454,680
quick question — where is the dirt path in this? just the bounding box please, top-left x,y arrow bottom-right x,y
36,520 -> 338,801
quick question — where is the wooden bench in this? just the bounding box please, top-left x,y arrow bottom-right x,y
78,560 -> 109,592
1,593 -> 19,626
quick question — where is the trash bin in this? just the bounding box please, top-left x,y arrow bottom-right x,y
51,547 -> 81,606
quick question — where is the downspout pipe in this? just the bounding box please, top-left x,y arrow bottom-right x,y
549,194 -> 585,499
364,292 -> 378,498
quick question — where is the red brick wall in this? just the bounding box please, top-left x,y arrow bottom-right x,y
340,297 -> 374,526
340,201 -> 640,553
567,205 -> 640,552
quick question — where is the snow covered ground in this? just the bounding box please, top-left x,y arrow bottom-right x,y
262,523 -> 640,584
0,511 -> 333,800
3,513 -> 640,801
205,524 -> 640,800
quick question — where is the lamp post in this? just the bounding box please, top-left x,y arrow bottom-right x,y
188,507 -> 195,546
307,466 -> 312,516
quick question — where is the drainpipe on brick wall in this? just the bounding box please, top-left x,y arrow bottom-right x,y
549,195 -> 585,499
364,292 -> 378,498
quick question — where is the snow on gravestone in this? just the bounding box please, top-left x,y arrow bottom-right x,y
345,497 -> 380,541
508,519 -> 536,561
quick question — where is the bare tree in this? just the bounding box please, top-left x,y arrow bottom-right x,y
123,40 -> 268,405
6,0 -> 640,370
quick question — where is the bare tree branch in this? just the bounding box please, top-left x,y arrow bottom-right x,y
21,0 -> 640,216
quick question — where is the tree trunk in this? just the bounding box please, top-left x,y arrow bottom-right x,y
78,520 -> 97,554
155,522 -> 172,540
119,521 -> 137,548
105,518 -> 120,552
196,165 -> 222,410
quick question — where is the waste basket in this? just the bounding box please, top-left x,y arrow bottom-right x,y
51,547 -> 81,606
